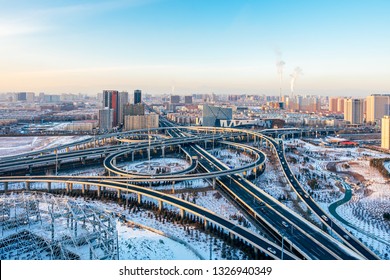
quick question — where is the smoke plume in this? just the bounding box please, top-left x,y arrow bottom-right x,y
274,48 -> 285,98
290,67 -> 303,95
276,60 -> 285,79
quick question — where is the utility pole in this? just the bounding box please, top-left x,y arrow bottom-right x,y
55,150 -> 58,176
209,236 -> 212,260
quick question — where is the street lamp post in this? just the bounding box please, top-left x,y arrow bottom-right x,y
55,150 -> 58,176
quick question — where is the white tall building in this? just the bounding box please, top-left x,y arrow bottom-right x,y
124,114 -> 159,131
366,94 -> 390,124
99,108 -> 114,131
382,115 -> 390,149
344,99 -> 364,124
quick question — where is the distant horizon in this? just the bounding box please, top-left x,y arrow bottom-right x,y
1,0 -> 389,96
1,89 -> 388,98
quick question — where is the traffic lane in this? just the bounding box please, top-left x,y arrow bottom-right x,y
195,150 -> 339,259
218,176 -> 332,260
197,157 -> 327,260
240,182 -> 356,260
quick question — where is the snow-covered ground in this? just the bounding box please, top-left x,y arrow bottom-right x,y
117,221 -> 200,260
252,148 -> 315,222
119,158 -> 190,175
0,136 -> 90,158
282,138 -> 390,259
209,148 -> 254,169
94,200 -> 249,260
58,165 -> 106,177
176,190 -> 260,235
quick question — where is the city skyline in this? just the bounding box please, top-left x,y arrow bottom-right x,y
1,0 -> 390,96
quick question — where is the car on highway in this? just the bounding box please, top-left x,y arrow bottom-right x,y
321,215 -> 328,221
304,194 -> 309,199
282,221 -> 289,228
267,247 -> 276,255
343,234 -> 350,240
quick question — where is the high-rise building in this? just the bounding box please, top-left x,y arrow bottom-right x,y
184,95 -> 193,104
124,114 -> 159,131
344,99 -> 364,124
134,90 -> 142,104
366,94 -> 390,124
118,91 -> 129,126
171,95 -> 180,104
43,94 -> 61,103
329,97 -> 338,112
26,92 -> 35,103
17,92 -> 27,101
99,108 -> 114,131
381,115 -> 390,149
102,90 -> 119,127
123,103 -> 145,116
202,104 -> 233,127
337,98 -> 345,113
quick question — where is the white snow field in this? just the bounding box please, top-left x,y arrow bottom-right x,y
0,136 -> 90,158
119,158 -> 190,175
280,138 -> 390,259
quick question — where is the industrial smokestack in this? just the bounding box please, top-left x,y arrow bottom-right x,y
276,60 -> 285,100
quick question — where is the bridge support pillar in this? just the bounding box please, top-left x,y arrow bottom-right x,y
113,158 -> 116,166
25,181 -> 30,190
162,146 -> 165,157
81,184 -> 86,195
204,219 -> 209,230
4,182 -> 8,192
66,147 -> 70,152
172,181 -> 175,194
212,178 -> 216,189
47,182 -> 51,192
204,141 -> 207,149
180,208 -> 185,218
230,232 -> 234,240
147,148 -> 151,161
158,200 -> 163,211
132,152 -> 134,162
137,194 -> 142,204
97,186 -> 101,197
81,157 -> 86,165
117,189 -> 121,198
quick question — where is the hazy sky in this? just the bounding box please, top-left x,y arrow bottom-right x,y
1,0 -> 389,96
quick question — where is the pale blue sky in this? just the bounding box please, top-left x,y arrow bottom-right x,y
0,0 -> 389,96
